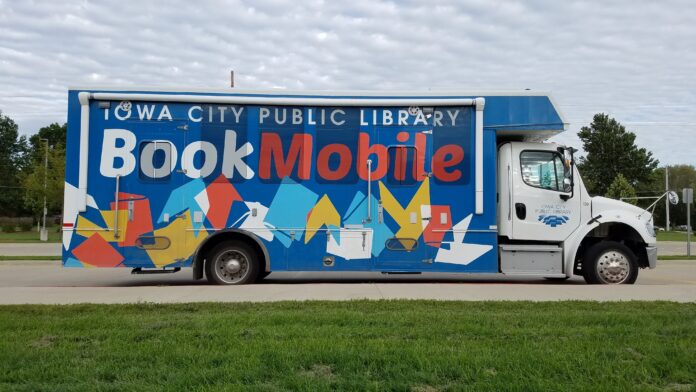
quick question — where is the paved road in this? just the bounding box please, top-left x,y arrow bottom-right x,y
0,260 -> 694,304
657,241 -> 692,256
0,243 -> 62,256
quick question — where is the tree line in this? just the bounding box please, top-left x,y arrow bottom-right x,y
0,109 -> 694,228
578,113 -> 696,228
0,110 -> 66,220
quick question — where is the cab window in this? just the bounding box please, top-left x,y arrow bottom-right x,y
520,151 -> 566,191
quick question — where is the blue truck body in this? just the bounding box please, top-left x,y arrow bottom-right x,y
62,89 -> 564,276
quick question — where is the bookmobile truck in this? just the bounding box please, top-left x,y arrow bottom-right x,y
62,88 -> 658,285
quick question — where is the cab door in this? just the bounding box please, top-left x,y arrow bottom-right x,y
510,143 -> 581,241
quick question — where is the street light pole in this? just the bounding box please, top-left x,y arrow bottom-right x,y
665,167 -> 670,231
40,138 -> 49,242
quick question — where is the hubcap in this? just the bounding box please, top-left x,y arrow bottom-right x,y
215,249 -> 249,283
596,250 -> 630,284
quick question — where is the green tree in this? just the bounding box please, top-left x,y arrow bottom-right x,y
577,113 -> 658,195
28,123 -> 66,162
0,111 -> 30,216
20,123 -> 67,219
642,165 -> 696,228
606,174 -> 637,204
23,145 -> 65,218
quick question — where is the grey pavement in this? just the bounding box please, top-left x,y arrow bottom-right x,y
656,241 -> 692,256
0,259 -> 694,304
0,242 -> 62,256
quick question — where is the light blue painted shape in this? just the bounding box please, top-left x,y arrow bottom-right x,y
343,191 -> 394,256
64,257 -> 83,268
265,178 -> 319,248
157,178 -> 207,232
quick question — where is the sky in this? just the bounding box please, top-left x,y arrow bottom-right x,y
1,0 -> 695,165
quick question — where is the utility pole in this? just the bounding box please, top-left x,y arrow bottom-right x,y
40,138 -> 49,242
684,188 -> 693,257
665,167 -> 670,231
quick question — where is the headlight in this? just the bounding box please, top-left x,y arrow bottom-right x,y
645,220 -> 656,237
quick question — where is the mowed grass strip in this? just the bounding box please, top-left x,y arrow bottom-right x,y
0,230 -> 61,243
0,255 -> 61,261
0,301 -> 694,391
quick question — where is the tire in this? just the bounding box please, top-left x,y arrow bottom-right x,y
582,241 -> 638,285
205,241 -> 259,285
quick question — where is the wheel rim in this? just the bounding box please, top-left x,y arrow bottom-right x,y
214,249 -> 250,284
595,250 -> 631,284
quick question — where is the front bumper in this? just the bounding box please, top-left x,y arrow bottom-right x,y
646,246 -> 657,269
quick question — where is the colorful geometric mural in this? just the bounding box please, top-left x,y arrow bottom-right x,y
62,93 -> 527,273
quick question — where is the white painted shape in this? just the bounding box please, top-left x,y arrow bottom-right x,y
163,213 -> 170,223
194,189 -> 210,215
326,229 -> 372,260
239,201 -> 274,241
440,212 -> 448,225
62,182 -> 79,250
435,214 -> 493,266
85,194 -> 98,210
410,212 -> 417,224
193,211 -> 204,223
420,205 -> 431,230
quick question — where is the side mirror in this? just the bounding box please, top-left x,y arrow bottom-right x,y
668,191 -> 679,205
563,178 -> 572,193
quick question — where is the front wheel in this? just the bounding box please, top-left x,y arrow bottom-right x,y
582,241 -> 638,284
205,241 -> 259,285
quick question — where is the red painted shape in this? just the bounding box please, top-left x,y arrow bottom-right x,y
71,233 -> 124,267
423,205 -> 452,248
109,192 -> 153,247
206,174 -> 242,230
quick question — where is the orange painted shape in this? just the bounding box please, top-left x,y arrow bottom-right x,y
423,205 -> 452,248
110,192 -> 153,247
206,174 -> 242,230
71,233 -> 125,267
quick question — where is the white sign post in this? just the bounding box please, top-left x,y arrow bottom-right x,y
684,188 -> 693,257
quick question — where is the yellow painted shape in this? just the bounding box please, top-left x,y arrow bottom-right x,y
305,194 -> 341,243
99,210 -> 129,242
147,210 -> 208,268
75,215 -> 103,238
379,178 -> 430,242
75,212 -> 128,243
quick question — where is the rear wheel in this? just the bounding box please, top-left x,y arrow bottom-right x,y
205,241 -> 259,285
582,241 -> 638,284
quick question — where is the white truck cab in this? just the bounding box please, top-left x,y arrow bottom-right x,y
497,142 -> 657,284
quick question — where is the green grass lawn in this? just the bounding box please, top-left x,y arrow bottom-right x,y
657,230 -> 696,242
0,301 -> 694,391
0,229 -> 61,243
0,255 -> 61,260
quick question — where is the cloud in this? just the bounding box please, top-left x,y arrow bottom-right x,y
0,0 -> 694,164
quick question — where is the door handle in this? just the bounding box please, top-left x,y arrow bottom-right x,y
515,203 -> 526,220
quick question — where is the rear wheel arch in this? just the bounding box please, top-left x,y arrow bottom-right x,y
192,229 -> 270,280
